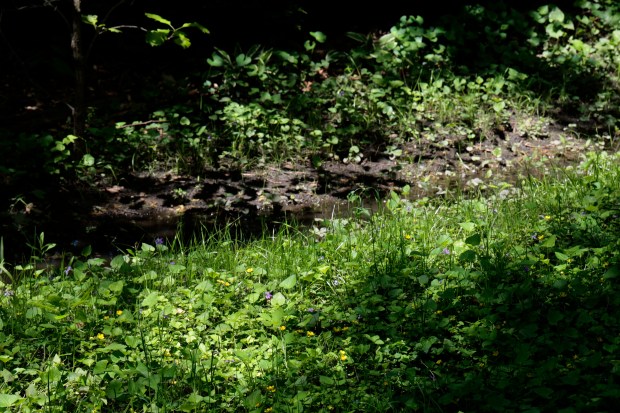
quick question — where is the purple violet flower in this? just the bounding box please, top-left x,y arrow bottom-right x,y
265,291 -> 273,300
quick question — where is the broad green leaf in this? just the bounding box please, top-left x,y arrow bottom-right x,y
548,7 -> 565,23
465,233 -> 481,246
319,375 -> 334,385
541,235 -> 556,248
145,13 -> 172,27
82,154 -> 95,166
141,292 -> 159,307
279,274 -> 297,289
141,243 -> 155,252
244,389 -> 262,409
459,249 -> 477,262
459,222 -> 476,232
0,394 -> 22,408
364,334 -> 385,345
555,251 -> 569,261
110,255 -> 126,270
145,29 -> 169,47
310,31 -> 327,43
81,244 -> 92,257
270,307 -> 284,326
83,15 -> 98,26
603,266 -> 620,279
207,53 -> 225,67
271,292 -> 286,306
236,54 -> 252,67
93,360 -> 109,375
174,31 -> 191,48
181,22 -> 210,34
125,335 -> 141,348
108,280 -> 124,293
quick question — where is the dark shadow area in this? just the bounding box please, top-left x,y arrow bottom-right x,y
1,0 -> 619,265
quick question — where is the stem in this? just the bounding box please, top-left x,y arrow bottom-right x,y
71,0 -> 86,143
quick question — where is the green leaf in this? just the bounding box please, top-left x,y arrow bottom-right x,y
93,360 -> 109,375
0,394 -> 22,408
108,280 -> 124,293
279,274 -> 297,289
541,235 -> 556,248
548,7 -> 565,23
236,54 -> 252,67
310,31 -> 327,43
141,292 -> 159,307
459,250 -> 477,262
83,15 -> 98,26
207,53 -> 225,67
603,265 -> 620,279
188,22 -> 210,34
174,31 -> 191,48
555,251 -> 569,261
271,292 -> 286,306
141,243 -> 155,252
145,13 -> 172,27
125,336 -> 141,348
364,334 -> 384,345
81,244 -> 92,257
459,222 -> 476,232
465,233 -> 481,246
145,29 -> 170,47
82,154 -> 95,167
319,375 -> 334,385
244,389 -> 262,409
110,255 -> 126,270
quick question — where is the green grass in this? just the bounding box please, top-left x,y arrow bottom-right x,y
1,151 -> 619,412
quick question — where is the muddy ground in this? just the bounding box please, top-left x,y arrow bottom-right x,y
3,113 -> 613,265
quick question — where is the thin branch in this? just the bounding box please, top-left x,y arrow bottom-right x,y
117,120 -> 167,128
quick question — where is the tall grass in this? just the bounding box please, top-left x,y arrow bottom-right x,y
0,151 -> 619,412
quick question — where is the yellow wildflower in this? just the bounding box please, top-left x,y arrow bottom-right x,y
279,325 -> 286,331
116,310 -> 123,316
339,350 -> 347,361
97,333 -> 105,340
246,267 -> 254,274
307,331 -> 315,337
266,385 -> 276,393
436,359 -> 442,365
404,234 -> 412,240
265,408 -> 273,413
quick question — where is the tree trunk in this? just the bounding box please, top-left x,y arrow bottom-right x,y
71,0 -> 86,143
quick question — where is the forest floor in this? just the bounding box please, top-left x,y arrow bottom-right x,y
4,111 -> 609,265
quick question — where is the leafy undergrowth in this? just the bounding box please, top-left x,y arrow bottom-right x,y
1,151 -> 620,412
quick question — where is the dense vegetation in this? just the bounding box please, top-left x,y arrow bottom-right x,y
1,152 -> 619,412
1,0 -> 620,411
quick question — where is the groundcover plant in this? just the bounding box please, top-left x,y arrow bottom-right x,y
0,151 -> 619,412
